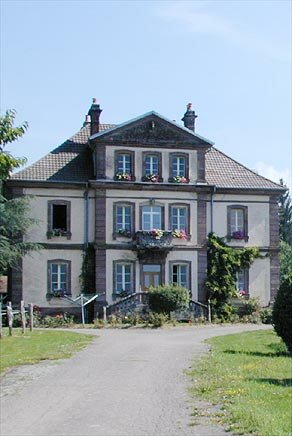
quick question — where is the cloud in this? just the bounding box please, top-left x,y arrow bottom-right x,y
156,1 -> 291,63
254,161 -> 292,193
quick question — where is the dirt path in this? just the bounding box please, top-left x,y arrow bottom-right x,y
0,324 -> 271,436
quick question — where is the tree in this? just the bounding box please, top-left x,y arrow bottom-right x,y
272,273 -> 292,354
279,179 -> 292,245
0,109 -> 27,183
280,240 -> 292,281
0,109 -> 40,275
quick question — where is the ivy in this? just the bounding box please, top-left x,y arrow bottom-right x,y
206,233 -> 260,319
79,244 -> 96,294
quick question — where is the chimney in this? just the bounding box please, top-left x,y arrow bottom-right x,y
88,98 -> 102,135
181,103 -> 197,132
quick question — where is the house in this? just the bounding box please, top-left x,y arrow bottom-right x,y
6,100 -> 284,316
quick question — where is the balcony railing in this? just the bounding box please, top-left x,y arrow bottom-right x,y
134,230 -> 173,249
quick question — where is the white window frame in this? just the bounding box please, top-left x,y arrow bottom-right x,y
142,206 -> 162,230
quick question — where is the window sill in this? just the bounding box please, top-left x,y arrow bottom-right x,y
227,235 -> 249,242
141,176 -> 164,183
47,231 -> 72,240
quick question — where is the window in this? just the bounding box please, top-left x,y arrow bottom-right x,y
227,205 -> 248,240
48,260 -> 71,295
141,206 -> 163,230
235,270 -> 249,297
114,202 -> 135,237
170,262 -> 190,289
113,261 -> 134,295
170,205 -> 189,232
142,152 -> 162,181
117,154 -> 131,173
47,200 -> 71,239
170,153 -> 189,178
114,150 -> 135,180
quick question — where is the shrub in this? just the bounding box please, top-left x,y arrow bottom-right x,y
147,312 -> 169,328
240,297 -> 261,316
148,284 -> 189,314
41,313 -> 74,328
260,307 -> 273,324
272,274 -> 292,353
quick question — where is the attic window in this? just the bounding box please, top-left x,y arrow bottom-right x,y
47,200 -> 71,239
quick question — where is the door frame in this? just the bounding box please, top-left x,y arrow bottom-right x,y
139,261 -> 165,292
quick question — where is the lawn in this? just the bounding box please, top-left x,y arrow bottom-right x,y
0,329 -> 94,373
189,330 -> 292,436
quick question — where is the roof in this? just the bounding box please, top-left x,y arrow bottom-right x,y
205,147 -> 283,190
11,118 -> 283,191
11,123 -> 115,182
90,111 -> 214,146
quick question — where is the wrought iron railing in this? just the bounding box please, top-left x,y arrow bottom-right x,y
106,292 -> 149,316
134,231 -> 173,249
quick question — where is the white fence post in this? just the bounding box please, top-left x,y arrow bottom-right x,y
7,302 -> 13,336
20,300 -> 26,334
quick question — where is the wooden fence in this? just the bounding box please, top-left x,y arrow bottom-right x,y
0,301 -> 34,338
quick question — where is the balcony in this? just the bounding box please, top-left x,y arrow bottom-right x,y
134,230 -> 173,260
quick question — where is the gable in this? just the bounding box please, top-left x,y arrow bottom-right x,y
90,112 -> 213,148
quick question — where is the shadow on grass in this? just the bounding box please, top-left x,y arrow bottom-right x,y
224,343 -> 290,358
249,378 -> 292,387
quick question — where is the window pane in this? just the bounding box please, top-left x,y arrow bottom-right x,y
116,206 -> 131,231
172,207 -> 186,230
172,264 -> 188,288
117,154 -> 131,173
143,265 -> 161,273
115,263 -> 132,293
142,206 -> 162,230
145,155 -> 159,175
172,156 -> 186,177
231,209 -> 244,232
52,205 -> 67,231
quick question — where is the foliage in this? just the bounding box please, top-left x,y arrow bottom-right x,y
0,109 -> 27,182
259,307 -> 273,324
279,179 -> 292,245
40,313 -> 74,328
148,284 -> 190,314
188,330 -> 291,436
147,312 -> 169,327
279,240 -> 292,281
240,297 -> 261,316
0,329 -> 94,373
272,273 -> 292,353
0,195 -> 41,275
0,109 -> 40,274
79,243 -> 96,293
206,233 -> 260,319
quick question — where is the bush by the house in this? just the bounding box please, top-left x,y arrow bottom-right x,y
148,284 -> 189,314
147,312 -> 169,328
272,273 -> 292,353
260,307 -> 273,324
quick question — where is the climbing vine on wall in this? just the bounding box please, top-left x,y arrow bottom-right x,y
206,233 -> 260,319
79,244 -> 96,294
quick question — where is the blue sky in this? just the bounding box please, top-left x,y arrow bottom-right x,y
1,0 -> 291,190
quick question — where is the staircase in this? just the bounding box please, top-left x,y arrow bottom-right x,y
106,292 -> 209,320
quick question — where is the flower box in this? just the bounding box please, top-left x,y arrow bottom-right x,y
114,172 -> 132,181
168,176 -> 189,184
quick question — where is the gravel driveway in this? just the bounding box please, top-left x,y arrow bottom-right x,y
0,324 -> 271,436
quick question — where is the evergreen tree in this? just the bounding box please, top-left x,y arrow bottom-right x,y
0,109 -> 40,275
279,179 -> 292,245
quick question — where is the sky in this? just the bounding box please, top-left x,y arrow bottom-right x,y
1,0 -> 291,191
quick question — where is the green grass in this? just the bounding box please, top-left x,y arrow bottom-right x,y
189,330 -> 292,436
0,328 -> 94,373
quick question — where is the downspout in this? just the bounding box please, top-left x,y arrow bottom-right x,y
210,185 -> 216,233
84,184 -> 89,250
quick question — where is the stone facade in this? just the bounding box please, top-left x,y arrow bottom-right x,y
6,102 -> 285,313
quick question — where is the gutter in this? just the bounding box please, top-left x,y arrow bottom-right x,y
84,183 -> 89,250
210,185 -> 216,233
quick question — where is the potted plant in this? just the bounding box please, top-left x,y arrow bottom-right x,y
168,175 -> 189,184
115,172 -> 132,181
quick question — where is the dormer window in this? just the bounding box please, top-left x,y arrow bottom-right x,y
114,150 -> 135,181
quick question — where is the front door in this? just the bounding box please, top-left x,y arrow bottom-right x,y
142,264 -> 161,291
